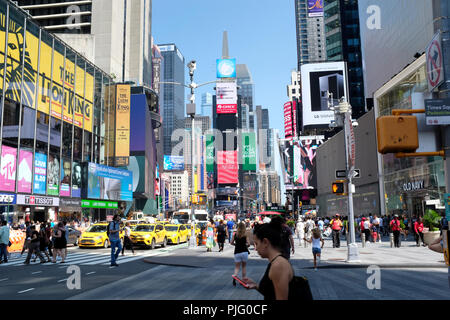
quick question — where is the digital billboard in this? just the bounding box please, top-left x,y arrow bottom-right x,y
308,0 -> 324,17
242,132 -> 257,171
216,81 -> 237,114
0,145 -> 17,192
115,84 -> 131,165
18,150 -> 33,193
217,150 -> 238,184
216,59 -> 236,78
293,137 -> 324,189
87,163 -> 133,201
60,159 -> 71,197
163,155 -> 185,171
284,102 -> 293,139
72,161 -> 82,197
33,153 -> 47,194
300,62 -> 348,127
47,154 -> 60,196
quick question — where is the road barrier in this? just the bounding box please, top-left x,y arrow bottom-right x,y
8,230 -> 25,253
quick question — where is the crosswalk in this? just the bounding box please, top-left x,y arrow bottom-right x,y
1,243 -> 188,267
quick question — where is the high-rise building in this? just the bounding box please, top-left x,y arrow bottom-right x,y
236,64 -> 254,130
260,171 -> 281,205
200,92 -> 213,121
324,0 -> 366,119
168,171 -> 190,207
287,70 -> 301,101
18,0 -> 153,87
255,106 -> 275,171
294,0 -> 327,69
158,44 -> 185,155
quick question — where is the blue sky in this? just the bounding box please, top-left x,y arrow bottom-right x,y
152,0 -> 298,202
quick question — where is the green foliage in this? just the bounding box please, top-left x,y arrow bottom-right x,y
423,209 -> 441,232
286,220 -> 296,228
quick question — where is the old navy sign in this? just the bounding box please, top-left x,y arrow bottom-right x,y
17,195 -> 60,206
0,193 -> 16,204
402,180 -> 424,192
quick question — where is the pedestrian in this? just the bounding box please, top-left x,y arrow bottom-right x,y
63,221 -> 69,259
414,217 -> 426,247
0,220 -> 10,264
295,217 -> 305,248
217,220 -> 228,252
372,215 -> 381,243
363,217 -> 371,244
231,222 -> 250,286
121,222 -> 135,256
45,223 -> 53,257
317,217 -> 324,234
227,218 -> 235,243
304,217 -> 315,247
244,219 -> 303,300
402,215 -> 409,241
108,214 -> 122,267
390,215 -> 401,248
379,216 -> 384,239
21,221 -> 32,256
52,222 -> 67,263
37,223 -> 51,263
304,228 -> 324,271
205,220 -> 216,252
24,225 -> 46,265
278,216 -> 295,260
329,214 -> 343,248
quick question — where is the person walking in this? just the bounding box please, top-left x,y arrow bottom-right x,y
217,220 -> 228,252
45,223 -> 53,258
63,221 -> 69,260
295,217 -> 305,248
372,215 -> 381,243
231,222 -> 250,286
304,217 -> 315,247
108,214 -> 122,267
20,221 -> 32,256
414,217 -> 426,247
121,222 -> 135,256
363,217 -> 371,244
244,219 -> 305,300
24,225 -> 46,265
329,214 -> 343,248
304,228 -> 324,271
37,223 -> 51,263
227,219 -> 235,243
205,220 -> 216,252
390,215 -> 401,248
0,220 -> 10,264
52,222 -> 67,263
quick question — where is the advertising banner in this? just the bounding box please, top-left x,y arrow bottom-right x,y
216,59 -> 236,78
300,62 -> 348,127
17,150 -> 32,193
308,0 -> 324,17
0,145 -> 17,192
206,134 -> 215,172
216,81 -> 237,114
284,102 -> 293,139
115,84 -> 131,165
47,154 -> 60,196
81,199 -> 118,209
242,132 -> 257,171
60,159 -> 71,197
72,161 -> 82,197
207,172 -> 214,189
217,150 -> 238,184
163,155 -> 185,171
33,153 -> 47,194
0,193 -> 16,204
87,163 -> 132,201
293,137 -> 324,189
17,195 -> 59,206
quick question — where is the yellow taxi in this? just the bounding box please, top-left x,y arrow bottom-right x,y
164,224 -> 190,245
79,222 -> 124,248
129,223 -> 167,249
184,223 -> 201,237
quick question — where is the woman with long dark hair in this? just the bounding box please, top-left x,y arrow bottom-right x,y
231,222 -> 250,285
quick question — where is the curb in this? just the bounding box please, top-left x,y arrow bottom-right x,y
142,258 -> 205,268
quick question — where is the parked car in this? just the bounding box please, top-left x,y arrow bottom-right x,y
130,223 -> 167,249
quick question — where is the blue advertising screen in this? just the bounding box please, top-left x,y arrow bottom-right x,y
87,163 -> 133,201
216,59 -> 236,78
164,155 -> 185,171
33,153 -> 47,194
307,0 -> 324,17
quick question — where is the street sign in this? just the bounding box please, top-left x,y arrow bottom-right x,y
335,169 -> 360,179
426,32 -> 444,91
425,98 -> 450,125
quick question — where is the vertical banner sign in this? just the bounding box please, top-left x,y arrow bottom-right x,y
284,102 -> 293,139
292,100 -> 297,136
18,150 -> 33,193
217,150 -> 238,184
33,153 -> 47,194
216,81 -> 237,114
0,146 -> 17,192
115,84 -> 131,166
206,134 -> 214,172
242,132 -> 257,171
345,112 -> 356,175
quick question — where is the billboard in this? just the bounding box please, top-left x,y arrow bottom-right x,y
72,161 -> 82,197
308,0 -> 324,17
60,159 -> 71,197
216,81 -> 237,114
206,134 -> 214,172
301,62 -> 348,126
284,102 -> 293,139
163,155 -> 185,171
87,163 -> 133,201
217,150 -> 238,184
216,59 -> 236,78
18,150 -> 33,193
293,137 -> 324,189
33,153 -> 47,194
47,155 -> 60,196
0,145 -> 17,192
115,84 -> 131,165
242,132 -> 257,171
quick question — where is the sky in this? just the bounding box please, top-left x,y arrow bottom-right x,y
152,0 -> 298,203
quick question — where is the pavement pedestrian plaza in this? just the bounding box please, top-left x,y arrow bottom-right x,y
68,235 -> 450,300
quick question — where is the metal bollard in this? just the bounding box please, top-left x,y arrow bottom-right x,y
361,233 -> 365,248
390,233 -> 394,248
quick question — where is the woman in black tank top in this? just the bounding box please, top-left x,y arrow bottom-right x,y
244,217 -> 298,300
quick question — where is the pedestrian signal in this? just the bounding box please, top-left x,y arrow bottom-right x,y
332,181 -> 345,195
376,115 -> 418,154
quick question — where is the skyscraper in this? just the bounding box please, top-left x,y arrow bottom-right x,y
200,92 -> 213,128
294,0 -> 327,69
256,106 -> 275,171
236,64 -> 255,130
324,0 -> 366,119
158,44 -> 186,155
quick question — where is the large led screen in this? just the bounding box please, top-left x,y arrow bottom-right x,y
87,163 -> 132,201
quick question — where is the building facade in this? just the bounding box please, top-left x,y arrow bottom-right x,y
236,64 -> 254,130
200,92 -> 212,124
168,171 -> 189,208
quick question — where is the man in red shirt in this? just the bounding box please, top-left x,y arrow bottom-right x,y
390,215 -> 401,248
414,217 -> 426,247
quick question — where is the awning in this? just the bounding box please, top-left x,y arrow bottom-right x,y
257,211 -> 282,215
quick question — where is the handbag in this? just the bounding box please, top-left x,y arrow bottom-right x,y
292,276 -> 313,300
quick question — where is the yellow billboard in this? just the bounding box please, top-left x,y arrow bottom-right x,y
115,84 -> 130,164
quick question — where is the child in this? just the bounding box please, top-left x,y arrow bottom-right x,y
304,228 -> 324,271
371,224 -> 378,243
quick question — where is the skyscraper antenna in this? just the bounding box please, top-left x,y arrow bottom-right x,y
222,31 -> 229,59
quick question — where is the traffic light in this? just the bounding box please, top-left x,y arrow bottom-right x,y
332,180 -> 346,195
376,115 -> 418,154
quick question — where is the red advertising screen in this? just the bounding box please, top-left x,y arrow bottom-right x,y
284,102 -> 293,139
217,150 -> 238,184
217,103 -> 238,114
